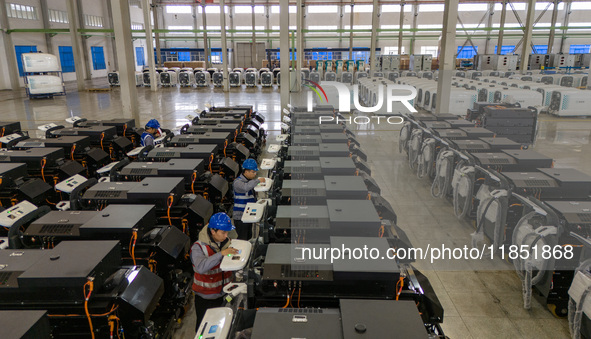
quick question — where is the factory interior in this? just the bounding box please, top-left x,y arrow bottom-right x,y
0,1 -> 591,339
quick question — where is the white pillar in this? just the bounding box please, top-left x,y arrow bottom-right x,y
520,0 -> 537,74
435,0 -> 459,114
369,0 -> 379,75
66,0 -> 86,91
220,0 -> 229,91
280,0 -> 290,116
110,0 -> 139,119
0,0 -> 20,90
143,0 -> 157,92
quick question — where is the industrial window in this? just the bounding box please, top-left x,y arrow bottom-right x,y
457,23 -> 482,29
128,0 -> 141,8
495,3 -> 526,10
136,47 -> 145,66
532,45 -> 548,54
536,2 -> 564,10
235,26 -> 265,30
48,9 -> 68,23
178,51 -> 191,62
308,6 -> 338,14
166,5 -> 192,14
131,22 -> 144,30
15,45 -> 37,76
84,14 -> 103,28
458,3 -> 489,11
201,6 -> 228,14
307,25 -> 338,30
384,46 -> 405,54
571,3 -> 591,10
418,24 -> 443,29
211,51 -> 222,64
58,46 -> 75,73
494,45 -> 516,55
421,46 -> 439,56
381,24 -> 411,29
167,25 -> 193,35
271,26 -> 297,30
6,3 -> 37,20
345,5 -> 374,13
382,5 -> 412,12
419,4 -> 445,12
344,25 -> 372,30
570,44 -> 591,53
91,46 -> 106,70
234,6 -> 263,14
270,5 -> 297,13
457,46 -> 478,59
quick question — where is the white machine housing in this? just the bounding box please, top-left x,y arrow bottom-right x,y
549,88 -> 591,116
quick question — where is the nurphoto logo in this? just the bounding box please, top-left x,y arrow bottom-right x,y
306,81 -> 418,114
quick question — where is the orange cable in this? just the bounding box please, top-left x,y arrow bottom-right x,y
71,144 -> 76,160
167,195 -> 174,225
281,289 -> 291,308
100,132 -> 105,151
191,172 -> 197,194
40,159 -> 47,182
84,280 -> 95,339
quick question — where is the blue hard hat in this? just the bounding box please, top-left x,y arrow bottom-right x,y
145,119 -> 160,129
242,158 -> 259,171
208,212 -> 235,231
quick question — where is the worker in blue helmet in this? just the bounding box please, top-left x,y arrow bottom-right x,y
140,119 -> 161,147
190,212 -> 238,331
232,158 -> 265,240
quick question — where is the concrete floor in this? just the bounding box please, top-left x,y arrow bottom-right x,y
6,78 -> 591,339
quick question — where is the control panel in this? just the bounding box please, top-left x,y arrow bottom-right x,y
254,177 -> 273,192
0,133 -> 24,144
195,307 -> 233,339
220,239 -> 252,272
0,237 -> 8,249
65,116 -> 83,124
276,134 -> 288,142
37,123 -> 59,131
0,201 -> 37,228
241,200 -> 268,223
127,146 -> 145,157
96,161 -> 120,174
267,144 -> 281,153
55,174 -> 88,194
260,158 -> 277,170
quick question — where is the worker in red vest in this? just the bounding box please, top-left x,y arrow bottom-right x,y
190,212 -> 239,332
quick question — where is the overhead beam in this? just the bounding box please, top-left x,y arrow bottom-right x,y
66,0 -> 86,91
110,0 -> 139,119
435,0 -> 459,115
520,0 -> 537,74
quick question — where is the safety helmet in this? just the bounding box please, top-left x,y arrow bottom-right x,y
145,119 -> 160,129
242,158 -> 259,171
208,212 -> 235,231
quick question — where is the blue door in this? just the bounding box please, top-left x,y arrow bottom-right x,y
15,45 -> 37,76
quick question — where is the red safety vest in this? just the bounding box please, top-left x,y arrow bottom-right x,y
192,242 -> 233,295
